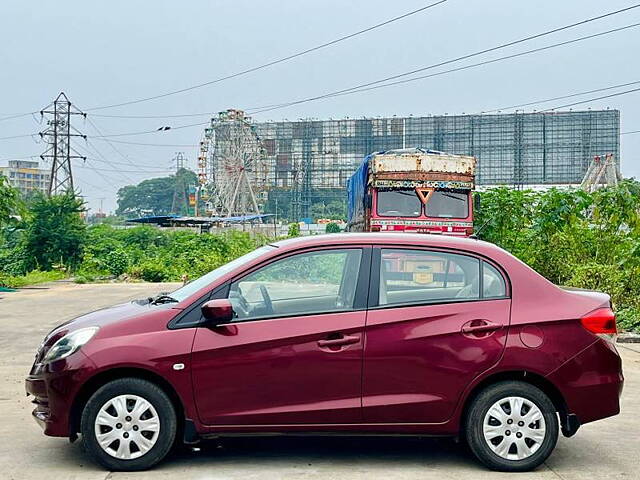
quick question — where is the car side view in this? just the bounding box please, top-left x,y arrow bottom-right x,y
25,233 -> 623,472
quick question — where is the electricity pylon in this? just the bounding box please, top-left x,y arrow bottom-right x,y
39,92 -> 86,196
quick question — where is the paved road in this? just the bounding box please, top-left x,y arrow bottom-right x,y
1,282 -> 638,480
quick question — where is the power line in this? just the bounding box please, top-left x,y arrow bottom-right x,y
248,21 -> 640,115
6,7 -> 640,142
85,1 -> 449,111
88,119 -> 209,138
0,112 -> 37,123
544,86 -> 640,110
84,3 -> 640,121
75,163 -> 174,174
91,138 -> 199,147
479,80 -> 640,113
0,133 -> 36,140
79,22 -> 640,139
622,130 -> 640,135
73,141 -> 136,184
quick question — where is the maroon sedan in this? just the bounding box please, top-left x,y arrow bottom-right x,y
25,233 -> 623,472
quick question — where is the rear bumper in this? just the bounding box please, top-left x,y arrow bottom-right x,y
547,338 -> 623,426
25,351 -> 97,437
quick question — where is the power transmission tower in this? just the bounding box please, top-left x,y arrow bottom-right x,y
171,152 -> 189,214
39,92 -> 87,196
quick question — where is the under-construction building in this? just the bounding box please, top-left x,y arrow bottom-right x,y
198,109 -> 620,220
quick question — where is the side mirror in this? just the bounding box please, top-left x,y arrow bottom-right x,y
473,192 -> 481,213
201,299 -> 234,325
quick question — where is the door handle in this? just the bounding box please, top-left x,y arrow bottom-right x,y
461,320 -> 502,335
317,334 -> 360,348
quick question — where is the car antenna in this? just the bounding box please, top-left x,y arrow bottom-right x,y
469,218 -> 491,240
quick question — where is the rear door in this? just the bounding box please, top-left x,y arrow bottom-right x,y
191,246 -> 370,426
362,247 -> 510,423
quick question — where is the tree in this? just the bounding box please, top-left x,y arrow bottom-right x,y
116,168 -> 198,217
23,192 -> 87,270
0,175 -> 21,227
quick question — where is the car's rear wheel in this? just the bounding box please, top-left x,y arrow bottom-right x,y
80,378 -> 177,471
465,381 -> 559,472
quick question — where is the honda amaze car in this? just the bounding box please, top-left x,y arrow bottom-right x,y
25,233 -> 623,472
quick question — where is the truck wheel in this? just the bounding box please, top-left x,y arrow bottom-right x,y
80,378 -> 177,471
465,381 -> 559,472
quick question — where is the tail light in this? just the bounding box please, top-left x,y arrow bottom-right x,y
580,307 -> 617,338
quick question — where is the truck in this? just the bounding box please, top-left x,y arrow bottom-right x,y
346,148 -> 477,236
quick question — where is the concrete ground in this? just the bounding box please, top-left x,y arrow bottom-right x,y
0,282 -> 638,480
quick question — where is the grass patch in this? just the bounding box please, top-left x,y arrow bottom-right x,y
0,270 -> 66,288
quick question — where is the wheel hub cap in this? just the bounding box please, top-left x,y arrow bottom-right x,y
94,394 -> 160,460
482,396 -> 546,461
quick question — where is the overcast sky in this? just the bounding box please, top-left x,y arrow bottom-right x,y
1,0 -> 639,213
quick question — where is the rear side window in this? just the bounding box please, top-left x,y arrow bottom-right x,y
379,249 -> 480,306
482,261 -> 506,298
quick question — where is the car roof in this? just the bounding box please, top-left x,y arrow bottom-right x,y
270,233 -> 500,255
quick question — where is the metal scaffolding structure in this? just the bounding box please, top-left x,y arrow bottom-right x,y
196,109 -> 620,220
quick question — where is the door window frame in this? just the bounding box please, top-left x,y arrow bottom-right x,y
225,245 -> 372,324
368,246 -> 510,310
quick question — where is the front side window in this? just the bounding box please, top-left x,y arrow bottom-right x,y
379,249 -> 480,306
170,245 -> 276,302
425,190 -> 469,219
377,190 -> 422,217
229,249 -> 362,321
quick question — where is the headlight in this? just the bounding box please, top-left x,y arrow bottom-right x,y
42,327 -> 99,364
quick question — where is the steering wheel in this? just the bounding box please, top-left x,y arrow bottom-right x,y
259,284 -> 274,315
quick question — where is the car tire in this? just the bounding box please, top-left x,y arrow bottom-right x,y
80,377 -> 177,471
465,380 -> 559,472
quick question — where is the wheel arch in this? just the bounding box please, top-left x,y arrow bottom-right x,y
460,370 -> 568,432
69,366 -> 186,439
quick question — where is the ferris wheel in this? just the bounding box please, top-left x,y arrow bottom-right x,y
197,109 -> 268,217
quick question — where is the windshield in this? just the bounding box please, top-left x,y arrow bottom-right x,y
170,245 -> 276,302
377,190 -> 422,217
425,190 -> 469,219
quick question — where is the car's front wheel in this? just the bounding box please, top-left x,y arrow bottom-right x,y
465,381 -> 559,472
80,378 -> 177,471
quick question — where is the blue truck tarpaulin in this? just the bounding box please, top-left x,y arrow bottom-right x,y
347,154 -> 370,226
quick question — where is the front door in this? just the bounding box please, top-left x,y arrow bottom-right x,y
362,247 -> 511,423
191,247 -> 369,426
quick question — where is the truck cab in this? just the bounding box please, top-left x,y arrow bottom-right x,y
347,148 -> 476,236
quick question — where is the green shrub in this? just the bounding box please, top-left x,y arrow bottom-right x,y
288,223 -> 300,237
104,249 -> 130,277
616,307 -> 640,332
139,262 -> 168,282
325,222 -> 341,233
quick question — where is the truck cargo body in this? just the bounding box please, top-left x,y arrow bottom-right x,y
347,149 -> 476,236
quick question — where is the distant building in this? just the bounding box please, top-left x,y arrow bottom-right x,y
251,110 -> 620,218
0,160 -> 51,196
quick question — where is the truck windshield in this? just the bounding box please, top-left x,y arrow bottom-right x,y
425,190 -> 469,219
377,190 -> 422,217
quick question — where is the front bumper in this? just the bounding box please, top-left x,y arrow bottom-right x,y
25,351 -> 97,437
